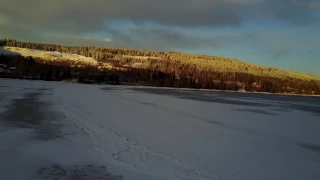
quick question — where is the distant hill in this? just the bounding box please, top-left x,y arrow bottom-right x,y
1,39 -> 320,95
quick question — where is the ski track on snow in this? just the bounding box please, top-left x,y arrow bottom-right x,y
53,92 -> 221,180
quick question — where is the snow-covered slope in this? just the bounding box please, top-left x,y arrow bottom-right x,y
0,46 -> 112,68
1,79 -> 320,180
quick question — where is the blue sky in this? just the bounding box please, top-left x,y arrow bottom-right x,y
0,0 -> 319,76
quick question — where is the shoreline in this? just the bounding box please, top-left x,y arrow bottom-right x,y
126,84 -> 320,98
1,77 -> 319,98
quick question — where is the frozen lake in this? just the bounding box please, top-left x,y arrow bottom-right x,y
1,79 -> 320,180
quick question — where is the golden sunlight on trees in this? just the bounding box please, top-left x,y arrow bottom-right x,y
1,39 -> 320,95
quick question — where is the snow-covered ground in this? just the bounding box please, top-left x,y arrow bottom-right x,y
1,79 -> 320,180
0,46 -> 112,68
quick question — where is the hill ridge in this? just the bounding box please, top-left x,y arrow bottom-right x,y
1,38 -> 319,82
0,38 -> 319,95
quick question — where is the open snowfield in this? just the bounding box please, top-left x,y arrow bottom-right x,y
0,46 -> 114,68
1,79 -> 320,180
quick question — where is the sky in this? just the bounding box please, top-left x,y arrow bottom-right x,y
0,0 -> 319,76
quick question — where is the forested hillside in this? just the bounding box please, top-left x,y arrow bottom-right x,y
1,39 -> 320,95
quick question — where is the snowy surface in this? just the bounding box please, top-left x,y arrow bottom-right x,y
0,46 -> 113,68
1,79 -> 320,180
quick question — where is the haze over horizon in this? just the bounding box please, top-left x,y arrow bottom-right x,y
0,0 -> 319,76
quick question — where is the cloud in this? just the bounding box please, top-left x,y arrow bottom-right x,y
271,48 -> 291,59
244,25 -> 320,59
0,0 -> 319,34
126,27 -> 221,50
96,25 -> 221,51
103,38 -> 112,43
0,21 -> 220,51
0,16 -> 7,26
0,0 -> 319,61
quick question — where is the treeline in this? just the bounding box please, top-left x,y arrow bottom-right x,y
0,54 -> 119,84
1,54 -> 319,95
119,67 -> 320,95
1,39 -> 320,95
2,39 -> 319,81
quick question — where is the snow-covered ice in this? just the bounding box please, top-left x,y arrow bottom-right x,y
1,79 -> 320,180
